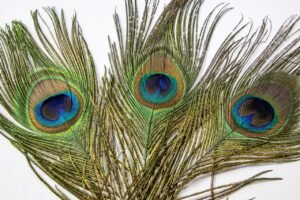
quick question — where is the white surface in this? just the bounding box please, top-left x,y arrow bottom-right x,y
0,0 -> 299,199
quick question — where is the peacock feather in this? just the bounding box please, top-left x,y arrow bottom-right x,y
0,0 -> 299,199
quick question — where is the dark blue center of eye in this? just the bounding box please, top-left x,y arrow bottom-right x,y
41,94 -> 72,121
146,74 -> 171,96
232,96 -> 276,132
34,91 -> 80,127
139,73 -> 178,104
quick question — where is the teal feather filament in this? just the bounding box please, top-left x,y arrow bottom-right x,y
139,73 -> 178,104
34,91 -> 80,127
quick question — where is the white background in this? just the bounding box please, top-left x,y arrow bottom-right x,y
0,0 -> 299,199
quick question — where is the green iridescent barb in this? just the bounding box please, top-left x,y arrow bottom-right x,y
0,0 -> 299,199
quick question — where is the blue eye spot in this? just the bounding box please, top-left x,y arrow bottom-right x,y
139,73 -> 178,104
34,91 -> 80,127
232,96 -> 278,133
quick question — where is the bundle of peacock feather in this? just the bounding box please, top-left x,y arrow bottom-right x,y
0,0 -> 299,199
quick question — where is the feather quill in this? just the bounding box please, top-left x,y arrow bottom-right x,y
0,0 -> 299,199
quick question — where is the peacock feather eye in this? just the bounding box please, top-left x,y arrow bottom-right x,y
134,55 -> 185,109
29,79 -> 83,133
226,83 -> 293,138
